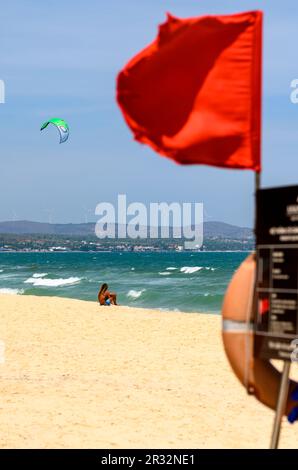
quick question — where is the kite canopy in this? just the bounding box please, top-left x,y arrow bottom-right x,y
40,118 -> 69,144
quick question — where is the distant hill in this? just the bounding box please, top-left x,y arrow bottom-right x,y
203,221 -> 253,239
0,220 -> 94,236
0,220 -> 253,240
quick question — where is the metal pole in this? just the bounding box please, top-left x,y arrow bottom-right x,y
255,171 -> 261,192
255,165 -> 290,449
270,361 -> 291,449
254,171 -> 261,236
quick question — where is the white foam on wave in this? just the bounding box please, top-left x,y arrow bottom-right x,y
32,273 -> 48,278
24,276 -> 81,287
0,269 -> 3,273
166,267 -> 177,271
158,307 -> 181,312
159,271 -> 171,276
180,266 -> 203,274
127,289 -> 145,299
0,288 -> 24,295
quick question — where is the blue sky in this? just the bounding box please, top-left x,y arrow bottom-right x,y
0,0 -> 298,227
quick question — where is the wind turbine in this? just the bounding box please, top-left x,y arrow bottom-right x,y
203,207 -> 214,221
43,209 -> 54,224
11,210 -> 18,222
82,205 -> 93,224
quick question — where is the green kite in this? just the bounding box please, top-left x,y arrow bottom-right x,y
40,118 -> 69,144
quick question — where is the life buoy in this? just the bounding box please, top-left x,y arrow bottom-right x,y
222,253 -> 298,420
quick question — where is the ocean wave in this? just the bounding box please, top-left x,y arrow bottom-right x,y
203,292 -> 222,298
0,288 -> 24,295
159,271 -> 171,276
127,289 -> 145,299
32,273 -> 48,278
166,267 -> 177,271
180,266 -> 203,274
158,307 -> 181,312
179,266 -> 216,274
24,276 -> 81,287
0,269 -> 3,273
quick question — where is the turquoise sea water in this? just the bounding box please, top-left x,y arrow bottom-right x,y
0,252 -> 249,313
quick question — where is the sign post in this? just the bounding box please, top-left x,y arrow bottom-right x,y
255,185 -> 298,448
270,361 -> 291,449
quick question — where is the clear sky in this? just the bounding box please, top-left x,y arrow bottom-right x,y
1,0 -> 298,227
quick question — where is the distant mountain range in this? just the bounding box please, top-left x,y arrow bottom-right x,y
0,220 -> 253,240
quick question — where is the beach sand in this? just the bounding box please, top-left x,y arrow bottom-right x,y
0,294 -> 297,449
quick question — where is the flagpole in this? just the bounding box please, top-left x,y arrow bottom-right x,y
255,171 -> 261,193
254,169 -> 292,449
254,171 -> 261,235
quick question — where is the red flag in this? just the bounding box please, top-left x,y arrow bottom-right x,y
117,11 -> 262,171
259,298 -> 269,315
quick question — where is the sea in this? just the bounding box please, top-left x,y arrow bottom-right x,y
0,251 -> 249,314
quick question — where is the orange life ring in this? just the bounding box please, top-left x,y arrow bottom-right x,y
222,253 -> 298,419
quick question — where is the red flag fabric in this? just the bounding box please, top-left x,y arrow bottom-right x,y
259,298 -> 269,315
117,11 -> 262,171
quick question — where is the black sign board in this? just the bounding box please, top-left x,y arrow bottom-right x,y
255,185 -> 298,360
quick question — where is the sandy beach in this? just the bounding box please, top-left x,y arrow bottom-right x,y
0,294 -> 297,449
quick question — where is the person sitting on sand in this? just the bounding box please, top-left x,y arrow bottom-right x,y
98,283 -> 117,306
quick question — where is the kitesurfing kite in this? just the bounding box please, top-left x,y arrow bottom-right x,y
40,118 -> 69,144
